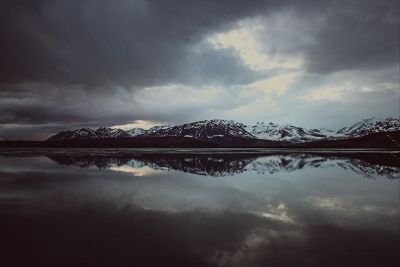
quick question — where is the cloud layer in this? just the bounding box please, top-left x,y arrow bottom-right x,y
0,0 -> 398,139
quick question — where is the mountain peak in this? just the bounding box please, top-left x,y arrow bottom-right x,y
144,119 -> 255,140
127,128 -> 146,137
244,122 -> 325,142
337,117 -> 400,137
47,127 -> 130,140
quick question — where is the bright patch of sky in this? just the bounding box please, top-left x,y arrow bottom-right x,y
207,18 -> 304,71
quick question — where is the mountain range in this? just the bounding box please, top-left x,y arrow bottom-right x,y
45,117 -> 399,143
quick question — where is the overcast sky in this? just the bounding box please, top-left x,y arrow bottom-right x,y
0,0 -> 399,140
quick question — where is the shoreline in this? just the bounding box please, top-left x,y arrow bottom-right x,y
0,147 -> 398,155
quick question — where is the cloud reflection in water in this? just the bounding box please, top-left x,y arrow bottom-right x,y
0,151 -> 399,266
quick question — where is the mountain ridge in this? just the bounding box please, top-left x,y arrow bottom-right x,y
47,127 -> 131,141
45,117 -> 400,144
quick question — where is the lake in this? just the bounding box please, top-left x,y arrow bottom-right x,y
0,149 -> 399,267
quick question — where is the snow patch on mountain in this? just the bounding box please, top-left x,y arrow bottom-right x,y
94,127 -> 131,138
244,122 -> 341,143
147,125 -> 172,134
337,117 -> 400,137
126,128 -> 146,137
48,127 -> 130,140
127,125 -> 171,137
144,119 -> 255,140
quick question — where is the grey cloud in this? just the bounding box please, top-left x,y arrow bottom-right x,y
1,0 -> 397,86
304,5 -> 399,73
0,0 -> 398,139
0,0 -> 269,87
254,0 -> 399,74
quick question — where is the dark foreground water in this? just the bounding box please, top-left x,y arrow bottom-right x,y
0,149 -> 399,267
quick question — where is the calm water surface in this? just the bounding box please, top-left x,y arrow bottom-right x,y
0,149 -> 399,267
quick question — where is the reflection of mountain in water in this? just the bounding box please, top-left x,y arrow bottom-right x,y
247,154 -> 400,179
48,153 -> 400,179
49,155 -> 132,169
337,159 -> 400,179
49,154 -> 256,177
138,155 -> 254,177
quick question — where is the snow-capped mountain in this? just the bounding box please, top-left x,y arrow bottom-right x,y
48,128 -> 97,140
142,119 -> 255,141
337,117 -> 400,137
0,137 -> 8,141
128,120 -> 344,143
46,117 -> 400,144
127,128 -> 146,137
244,122 -> 340,143
47,127 -> 130,140
147,125 -> 172,134
127,125 -> 172,137
95,127 -> 131,138
244,117 -> 400,142
127,120 -> 343,143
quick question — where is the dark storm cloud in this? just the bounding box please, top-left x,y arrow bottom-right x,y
0,0 -> 397,86
0,0 -> 269,87
303,1 -> 399,73
253,0 -> 399,74
0,84 -> 92,125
